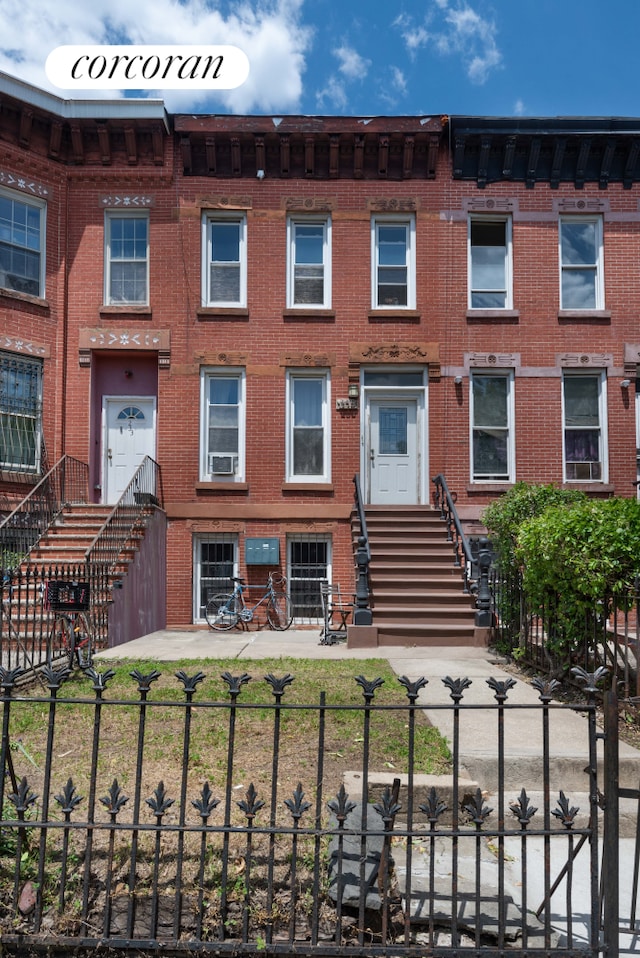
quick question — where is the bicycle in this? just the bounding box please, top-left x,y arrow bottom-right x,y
205,572 -> 293,632
45,580 -> 94,670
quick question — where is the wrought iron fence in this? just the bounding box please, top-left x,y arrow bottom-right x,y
491,566 -> 640,700
1,564 -> 110,675
0,664 -> 607,957
0,455 -> 89,569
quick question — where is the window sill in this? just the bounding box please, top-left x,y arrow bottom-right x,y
196,481 -> 249,493
283,309 -> 335,321
562,482 -> 614,494
466,483 -> 515,494
197,307 -> 249,320
100,305 -> 152,317
466,309 -> 519,323
368,309 -> 420,322
558,309 -> 611,323
282,482 -> 334,492
0,287 -> 49,309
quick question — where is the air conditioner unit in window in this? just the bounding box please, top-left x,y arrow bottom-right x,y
209,454 -> 235,475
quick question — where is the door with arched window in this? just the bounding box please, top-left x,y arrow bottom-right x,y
103,397 -> 156,503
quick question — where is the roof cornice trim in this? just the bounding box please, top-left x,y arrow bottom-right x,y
0,70 -> 169,131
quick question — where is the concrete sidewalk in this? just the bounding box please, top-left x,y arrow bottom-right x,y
96,625 -> 639,953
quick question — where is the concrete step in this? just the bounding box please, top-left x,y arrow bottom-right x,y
373,622 -> 479,646
373,607 -> 476,626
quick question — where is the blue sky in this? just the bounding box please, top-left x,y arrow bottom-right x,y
0,0 -> 638,118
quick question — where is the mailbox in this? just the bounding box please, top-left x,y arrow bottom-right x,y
245,537 -> 280,565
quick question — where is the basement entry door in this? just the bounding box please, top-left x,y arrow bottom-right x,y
103,397 -> 156,504
367,398 -> 418,504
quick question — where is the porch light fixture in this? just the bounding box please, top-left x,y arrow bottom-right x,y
454,376 -> 463,385
348,383 -> 359,399
621,379 -> 631,389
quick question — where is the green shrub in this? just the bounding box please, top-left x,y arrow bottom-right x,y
482,482 -> 587,567
483,484 -> 640,660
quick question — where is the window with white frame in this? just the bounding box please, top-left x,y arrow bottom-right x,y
202,212 -> 247,307
193,534 -> 238,621
0,351 -> 43,473
468,216 -> 512,309
287,535 -> 331,621
559,215 -> 604,310
471,371 -> 514,482
200,369 -> 245,480
0,189 -> 46,298
287,216 -> 331,308
105,212 -> 149,305
371,215 -> 415,309
286,371 -> 330,481
563,371 -> 607,481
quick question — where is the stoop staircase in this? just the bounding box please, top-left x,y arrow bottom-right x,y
26,502 -> 149,578
28,504 -> 113,566
359,505 -> 479,646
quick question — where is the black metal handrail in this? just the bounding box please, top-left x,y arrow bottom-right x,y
431,474 -> 494,628
85,456 -> 163,575
352,474 -> 372,625
0,455 -> 89,569
431,473 -> 475,592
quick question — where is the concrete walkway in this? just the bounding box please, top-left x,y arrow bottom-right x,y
96,626 -> 640,953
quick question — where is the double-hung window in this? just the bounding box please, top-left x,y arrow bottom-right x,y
200,369 -> 245,481
0,351 -> 43,473
0,189 -> 45,298
468,216 -> 512,309
286,371 -> 330,481
105,212 -> 149,304
471,371 -> 514,482
371,215 -> 415,309
202,213 -> 247,307
563,372 -> 607,482
287,216 -> 331,307
559,215 -> 604,310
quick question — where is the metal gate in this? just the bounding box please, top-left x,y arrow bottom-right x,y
0,663 -> 615,957
602,689 -> 640,958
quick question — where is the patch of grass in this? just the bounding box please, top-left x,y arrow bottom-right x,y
5,657 -> 450,818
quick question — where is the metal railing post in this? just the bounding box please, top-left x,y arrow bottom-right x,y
602,688 -> 619,958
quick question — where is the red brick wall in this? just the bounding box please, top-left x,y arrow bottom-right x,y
3,113 -> 640,627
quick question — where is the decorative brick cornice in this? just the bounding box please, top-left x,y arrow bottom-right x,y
466,352 -> 520,367
0,334 -> 50,358
558,352 -> 613,367
280,352 -> 335,367
349,341 -> 440,380
0,169 -> 51,199
79,328 -> 170,367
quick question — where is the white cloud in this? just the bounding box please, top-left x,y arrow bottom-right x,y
394,0 -> 502,85
335,45 -> 370,81
514,98 -> 525,116
315,75 -> 347,112
0,0 -> 312,112
315,42 -> 370,112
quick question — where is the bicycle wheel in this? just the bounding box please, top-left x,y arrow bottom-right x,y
266,593 -> 293,631
206,593 -> 240,631
72,612 -> 94,670
47,615 -> 74,668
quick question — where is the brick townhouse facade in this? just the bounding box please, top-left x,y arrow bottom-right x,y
2,70 -> 640,636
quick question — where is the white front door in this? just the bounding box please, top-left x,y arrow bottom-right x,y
367,398 -> 419,504
103,397 -> 156,504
